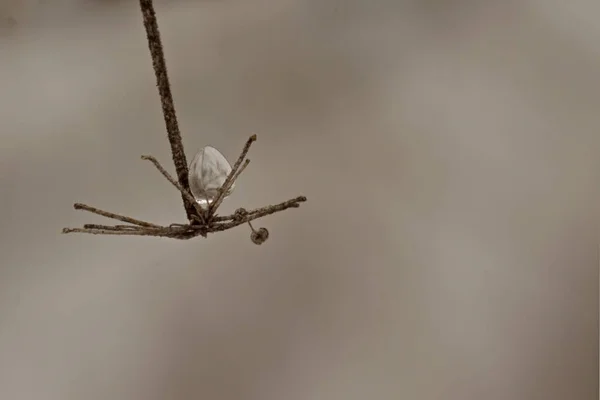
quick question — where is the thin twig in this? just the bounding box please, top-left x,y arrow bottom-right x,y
83,224 -> 145,231
64,223 -> 200,239
209,134 -> 257,215
63,227 -> 171,237
208,159 -> 250,216
138,0 -> 195,221
208,196 -> 307,232
141,155 -> 206,223
73,203 -> 160,228
63,196 -> 306,239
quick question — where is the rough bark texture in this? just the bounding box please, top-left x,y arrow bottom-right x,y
138,0 -> 196,221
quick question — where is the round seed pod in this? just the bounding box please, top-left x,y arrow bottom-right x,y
250,227 -> 269,245
233,208 -> 249,221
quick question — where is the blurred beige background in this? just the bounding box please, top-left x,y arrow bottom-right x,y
0,1 -> 598,399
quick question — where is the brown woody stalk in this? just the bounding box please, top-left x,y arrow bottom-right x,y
208,134 -> 256,216
139,0 -> 196,221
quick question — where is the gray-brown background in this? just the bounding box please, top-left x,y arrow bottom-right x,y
0,1 -> 598,399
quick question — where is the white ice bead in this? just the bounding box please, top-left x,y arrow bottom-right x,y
188,146 -> 234,207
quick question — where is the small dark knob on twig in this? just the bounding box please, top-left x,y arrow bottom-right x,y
234,208 -> 249,221
250,227 -> 269,245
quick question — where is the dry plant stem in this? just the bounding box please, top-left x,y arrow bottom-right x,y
211,196 -> 306,222
208,134 -> 257,215
63,228 -> 175,237
63,196 -> 306,239
208,159 -> 250,216
141,155 -> 206,223
73,203 -> 160,228
84,224 -> 145,231
138,0 -> 195,221
208,196 -> 307,232
64,223 -> 197,239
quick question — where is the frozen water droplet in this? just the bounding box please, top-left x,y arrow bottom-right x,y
188,146 -> 234,208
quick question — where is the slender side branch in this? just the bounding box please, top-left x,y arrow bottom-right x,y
63,195 -> 306,240
209,134 -> 257,215
141,155 -> 205,223
138,0 -> 195,220
64,223 -> 198,239
209,159 -> 250,215
63,227 -> 174,237
83,224 -> 142,231
209,196 -> 307,232
73,203 -> 160,228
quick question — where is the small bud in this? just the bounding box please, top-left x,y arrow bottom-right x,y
250,227 -> 269,245
188,146 -> 234,208
234,208 -> 249,221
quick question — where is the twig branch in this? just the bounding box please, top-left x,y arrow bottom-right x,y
84,224 -> 145,231
73,203 -> 160,228
208,134 -> 256,215
62,227 -> 176,237
62,0 -> 307,244
208,159 -> 250,216
141,155 -> 206,224
139,0 -> 195,221
63,196 -> 307,241
208,196 -> 307,232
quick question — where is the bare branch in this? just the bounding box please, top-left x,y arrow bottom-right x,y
63,195 -> 306,242
73,203 -> 160,228
208,196 -> 307,232
208,158 -> 250,216
83,224 -> 144,231
63,227 -> 170,237
141,155 -> 206,223
208,134 -> 257,215
138,0 -> 195,220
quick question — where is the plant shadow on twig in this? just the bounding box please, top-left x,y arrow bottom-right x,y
61,0 -> 306,244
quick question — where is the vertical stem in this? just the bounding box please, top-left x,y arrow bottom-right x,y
138,0 -> 196,221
